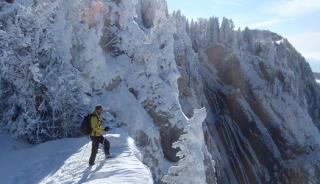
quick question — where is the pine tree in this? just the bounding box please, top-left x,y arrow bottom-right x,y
230,19 -> 235,31
207,17 -> 214,46
219,17 -> 228,45
228,19 -> 235,47
197,17 -> 208,46
190,19 -> 195,37
232,27 -> 243,51
140,0 -> 158,28
175,10 -> 184,37
243,27 -> 254,53
219,17 -> 234,47
260,37 -> 277,64
186,18 -> 190,34
212,17 -> 220,44
161,0 -> 169,18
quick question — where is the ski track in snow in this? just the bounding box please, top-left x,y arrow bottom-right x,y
0,128 -> 153,184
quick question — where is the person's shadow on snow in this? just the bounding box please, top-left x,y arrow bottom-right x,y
77,159 -> 107,184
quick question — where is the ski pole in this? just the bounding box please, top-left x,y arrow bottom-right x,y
78,140 -> 90,166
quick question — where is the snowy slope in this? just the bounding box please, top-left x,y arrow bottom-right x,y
0,128 -> 153,184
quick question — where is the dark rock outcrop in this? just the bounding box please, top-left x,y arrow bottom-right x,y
199,42 -> 320,183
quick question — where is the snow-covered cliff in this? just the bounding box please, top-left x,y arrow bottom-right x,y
1,0 -> 320,183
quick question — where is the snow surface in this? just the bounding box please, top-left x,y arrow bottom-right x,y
316,79 -> 320,84
0,128 -> 153,184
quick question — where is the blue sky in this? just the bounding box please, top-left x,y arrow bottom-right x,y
167,0 -> 320,61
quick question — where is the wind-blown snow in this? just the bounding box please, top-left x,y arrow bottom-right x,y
0,128 -> 153,184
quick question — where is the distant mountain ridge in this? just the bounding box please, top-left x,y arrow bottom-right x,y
307,58 -> 320,73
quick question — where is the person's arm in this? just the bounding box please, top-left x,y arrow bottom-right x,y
91,116 -> 104,135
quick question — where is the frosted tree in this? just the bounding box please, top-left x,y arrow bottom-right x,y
228,19 -> 235,46
191,21 -> 203,51
0,2 -> 63,142
213,17 -> 220,44
232,27 -> 243,51
260,38 -> 277,64
230,19 -> 235,31
207,17 -> 214,46
186,18 -> 190,34
162,108 -> 215,184
253,32 -> 263,56
219,17 -> 228,45
0,0 -> 89,143
140,0 -> 158,28
207,16 -> 219,46
161,0 -> 169,18
197,17 -> 208,46
243,27 -> 255,53
189,19 -> 195,37
174,10 -> 184,37
219,17 -> 234,47
146,0 -> 180,90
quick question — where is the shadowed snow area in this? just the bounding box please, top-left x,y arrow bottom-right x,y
0,128 -> 153,184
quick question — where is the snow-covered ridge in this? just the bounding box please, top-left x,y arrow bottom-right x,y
0,128 -> 153,184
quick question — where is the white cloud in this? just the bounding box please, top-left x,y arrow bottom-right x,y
273,0 -> 320,17
248,20 -> 286,28
284,31 -> 320,60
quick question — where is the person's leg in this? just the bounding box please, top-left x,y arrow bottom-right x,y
89,136 -> 99,165
104,139 -> 110,155
99,135 -> 110,156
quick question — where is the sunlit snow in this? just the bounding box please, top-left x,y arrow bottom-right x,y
0,128 -> 153,184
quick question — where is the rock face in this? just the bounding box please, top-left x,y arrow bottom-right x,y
197,41 -> 320,183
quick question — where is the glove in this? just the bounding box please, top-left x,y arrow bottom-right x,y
104,126 -> 109,131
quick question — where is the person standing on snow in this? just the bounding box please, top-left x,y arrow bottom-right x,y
89,105 -> 111,166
